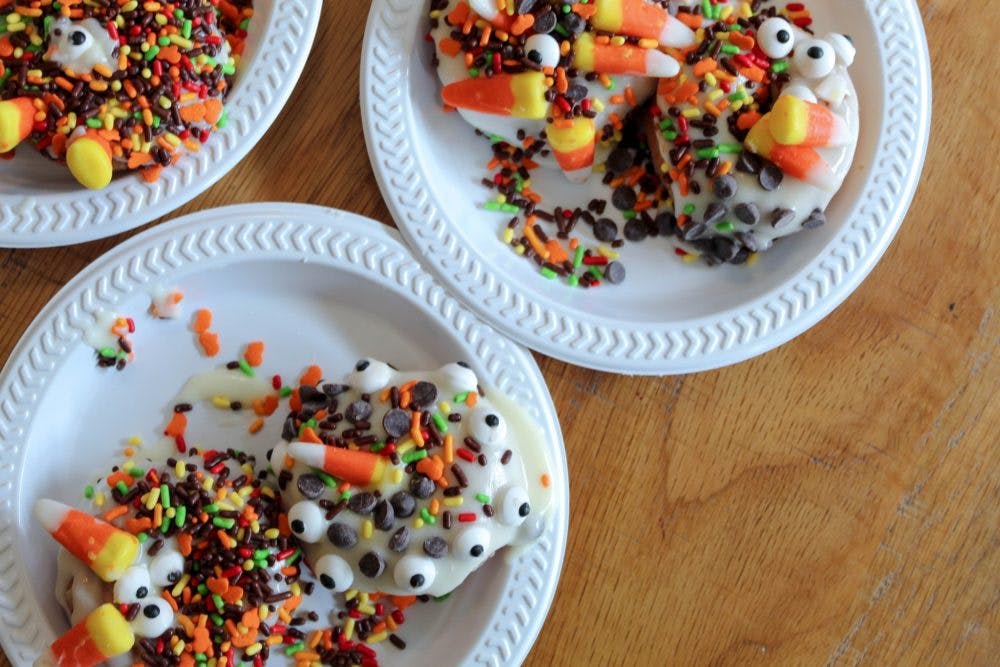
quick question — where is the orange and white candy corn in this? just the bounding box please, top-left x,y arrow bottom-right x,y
35,499 -> 139,582
35,603 -> 135,667
289,442 -> 387,486
0,97 -> 35,153
442,71 -> 549,119
744,116 -> 838,190
769,95 -> 850,147
546,116 -> 596,182
573,33 -> 679,78
590,0 -> 695,48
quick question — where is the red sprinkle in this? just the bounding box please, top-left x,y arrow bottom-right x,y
126,317 -> 135,333
456,448 -> 476,462
458,512 -> 477,522
583,256 -> 608,265
175,435 -> 187,453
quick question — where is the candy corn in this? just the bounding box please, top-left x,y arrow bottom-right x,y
573,33 -> 679,78
769,95 -> 850,147
546,116 -> 595,182
468,0 -> 513,30
745,116 -> 838,190
442,71 -> 548,119
590,0 -> 696,48
36,604 -> 135,667
66,132 -> 114,190
288,443 -> 387,486
0,97 -> 34,153
35,499 -> 138,582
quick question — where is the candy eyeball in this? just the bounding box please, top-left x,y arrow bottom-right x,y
346,358 -> 393,393
792,38 -> 836,79
393,554 -> 436,593
497,485 -> 531,526
524,34 -> 560,69
50,18 -> 94,59
757,17 -> 795,59
470,407 -> 507,447
313,554 -> 353,593
437,362 -> 478,393
114,566 -> 152,605
288,500 -> 326,543
148,550 -> 184,587
825,32 -> 856,66
132,597 -> 174,638
454,526 -> 491,562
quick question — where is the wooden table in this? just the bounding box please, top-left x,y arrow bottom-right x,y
2,1 -> 997,664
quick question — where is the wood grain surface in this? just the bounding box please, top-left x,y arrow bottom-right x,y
1,0 -> 997,665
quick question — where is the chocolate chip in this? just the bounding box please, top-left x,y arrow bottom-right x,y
348,492 -> 377,515
604,261 -> 626,284
410,475 -> 435,499
770,208 -> 795,229
296,474 -> 326,500
565,84 -> 587,104
703,202 -> 727,226
327,523 -> 358,548
423,537 -> 448,559
390,491 -> 416,518
373,499 -> 395,530
611,186 -> 637,211
322,383 -> 349,397
388,527 -> 410,552
682,223 -> 708,241
736,151 -> 761,174
533,9 -> 556,33
298,385 -> 325,406
623,219 -> 646,242
410,381 -> 437,408
358,552 -> 385,578
733,202 -> 760,226
593,218 -> 618,242
713,237 -> 739,262
712,175 -> 738,200
382,408 -> 410,438
735,231 -> 760,253
802,208 -> 826,229
607,146 -> 636,174
758,163 -> 783,191
345,400 -> 372,422
655,212 -> 677,236
561,12 -> 585,35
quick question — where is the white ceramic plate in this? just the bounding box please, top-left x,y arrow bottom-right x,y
0,203 -> 569,666
361,0 -> 932,374
0,2 -> 322,248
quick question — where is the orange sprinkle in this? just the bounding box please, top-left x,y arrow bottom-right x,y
164,412 -> 187,438
572,2 -> 597,19
624,86 -> 637,107
447,0 -> 469,27
465,392 -> 478,407
676,12 -> 702,29
429,498 -> 441,516
299,427 -> 322,444
197,331 -> 220,357
192,309 -> 212,333
523,222 -> 549,259
244,341 -> 265,367
107,470 -> 134,488
737,110 -> 762,130
677,153 -> 693,170
717,161 -> 733,176
299,364 -> 322,387
125,517 -> 153,534
178,532 -> 193,557
438,37 -> 462,57
103,505 -> 129,522
162,590 -> 179,612
729,32 -> 755,51
511,13 -> 534,36
555,67 -> 568,95
609,94 -> 625,105
545,239 -> 569,264
541,473 -> 551,488
693,58 -> 717,77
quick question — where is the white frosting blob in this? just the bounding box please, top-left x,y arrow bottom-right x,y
46,17 -> 118,74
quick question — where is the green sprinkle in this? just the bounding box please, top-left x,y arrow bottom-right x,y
728,90 -> 747,102
432,413 -> 448,433
539,267 -> 557,280
98,346 -> 116,358
286,549 -> 302,564
238,18 -> 250,30
702,0 -> 711,17
341,490 -> 351,501
285,642 -> 305,656
401,449 -> 428,464
771,60 -> 789,73
567,274 -> 579,287
695,147 -> 720,159
212,593 -> 225,610
453,392 -> 469,403
683,203 -> 697,215
254,559 -> 268,570
588,266 -> 603,280
212,517 -> 235,529
221,62 -> 236,76
238,359 -> 255,377
488,133 -> 505,144
152,115 -> 161,129
475,493 -> 491,504
305,418 -> 317,429
204,503 -> 220,514
662,130 -> 678,141
158,36 -> 171,47
572,245 -> 585,269
175,505 -> 187,527
721,43 -> 740,55
216,110 -> 228,129
116,481 -> 128,494
719,143 -> 744,154
197,584 -> 209,595
468,67 -> 479,78
554,22 -> 568,37
279,386 -> 293,397
254,549 -> 270,560
182,19 -> 192,39
86,118 -> 103,129
658,118 -> 674,131
370,442 -> 386,453
159,484 -> 170,509
561,3 -> 571,13
210,613 -> 224,627
420,507 -> 437,524
483,201 -> 502,212
435,593 -> 452,601
311,469 -> 336,487
161,517 -> 171,533
715,221 -> 735,232
84,485 -> 94,499
623,210 -> 637,220
116,351 -> 129,362
144,45 -> 159,61
137,532 -> 149,543
499,203 -> 519,213
128,467 -> 144,477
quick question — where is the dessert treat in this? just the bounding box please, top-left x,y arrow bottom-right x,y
85,311 -> 135,371
429,0 -> 694,181
271,358 -> 554,598
36,450 -> 306,666
648,0 -> 858,263
0,0 -> 252,189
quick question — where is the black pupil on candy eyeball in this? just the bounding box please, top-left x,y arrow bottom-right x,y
527,50 -> 542,64
485,414 -> 499,427
143,605 -> 160,618
291,519 -> 305,533
777,30 -> 790,44
470,545 -> 484,558
808,46 -> 824,59
355,360 -> 370,371
167,572 -> 181,584
70,31 -> 87,45
518,502 -> 531,517
409,574 -> 425,588
457,361 -> 470,368
320,574 -> 336,590
136,586 -> 148,599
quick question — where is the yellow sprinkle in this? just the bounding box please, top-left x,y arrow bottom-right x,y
708,89 -> 724,102
172,640 -> 185,656
171,574 -> 190,598
94,492 -> 106,508
128,435 -> 142,445
746,252 -> 759,267
344,589 -> 358,601
591,98 -> 605,112
439,401 -> 451,415
357,604 -> 375,615
705,72 -> 717,87
392,469 -> 403,485
228,492 -> 245,508
343,619 -> 355,641
514,244 -> 526,255
597,246 -> 620,260
362,520 -> 373,540
682,252 -> 700,264
211,396 -> 231,409
144,487 -> 161,510
413,517 -> 424,529
261,486 -> 276,498
637,38 -> 658,49
366,631 -> 388,644
264,528 -> 280,540
443,496 -> 464,507
682,108 -> 702,119
291,582 -> 301,597
244,643 -> 263,657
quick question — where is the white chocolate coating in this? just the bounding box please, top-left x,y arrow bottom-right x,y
45,18 -> 118,74
273,360 -> 553,597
